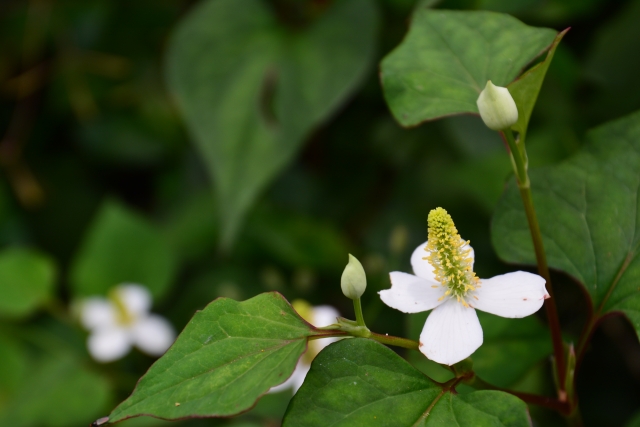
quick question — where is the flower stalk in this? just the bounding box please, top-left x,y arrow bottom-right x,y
353,297 -> 366,328
500,128 -> 567,399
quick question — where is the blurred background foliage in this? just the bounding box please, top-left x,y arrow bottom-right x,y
0,0 -> 639,426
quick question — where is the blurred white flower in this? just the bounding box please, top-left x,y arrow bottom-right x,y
379,208 -> 548,365
270,300 -> 339,394
78,284 -> 175,363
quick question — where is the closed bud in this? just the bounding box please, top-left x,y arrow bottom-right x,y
341,254 -> 366,300
476,80 -> 518,131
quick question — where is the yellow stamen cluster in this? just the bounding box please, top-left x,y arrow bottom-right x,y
425,208 -> 480,306
109,288 -> 135,326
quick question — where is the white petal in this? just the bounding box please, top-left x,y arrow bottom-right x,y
131,314 -> 175,356
379,272 -> 445,313
116,284 -> 152,317
311,305 -> 341,349
419,299 -> 483,365
410,242 -> 437,281
269,361 -> 309,395
472,271 -> 549,318
291,363 -> 310,393
88,327 -> 131,363
410,240 -> 475,281
79,298 -> 117,330
312,305 -> 340,327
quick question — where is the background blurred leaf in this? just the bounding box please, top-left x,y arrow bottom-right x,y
69,200 -> 177,299
0,333 -> 28,403
244,205 -> 350,271
0,354 -> 111,427
166,0 -> 378,247
283,338 -> 530,426
0,248 -> 56,318
77,113 -> 181,166
380,9 -> 557,127
584,0 -> 640,123
492,110 -> 640,338
109,292 -> 320,422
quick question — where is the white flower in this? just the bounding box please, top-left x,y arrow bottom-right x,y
78,284 -> 175,363
379,208 -> 548,365
476,80 -> 518,131
270,300 -> 340,394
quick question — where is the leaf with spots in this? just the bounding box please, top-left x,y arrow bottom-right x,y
282,338 -> 530,427
492,110 -> 640,338
107,292 -> 330,423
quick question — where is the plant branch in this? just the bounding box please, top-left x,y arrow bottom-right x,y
369,331 -> 420,350
501,129 -> 567,399
466,374 -> 570,414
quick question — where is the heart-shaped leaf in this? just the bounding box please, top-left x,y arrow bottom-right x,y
282,338 -> 530,426
69,200 -> 177,299
508,28 -> 568,143
166,0 -> 378,246
0,248 -> 56,319
108,292 -> 331,422
380,9 -> 557,127
492,110 -> 640,338
0,355 -> 111,427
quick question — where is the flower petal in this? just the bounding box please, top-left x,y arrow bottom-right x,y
419,299 -> 483,365
269,361 -> 310,395
312,305 -> 340,328
410,242 -> 436,281
116,284 -> 152,317
410,240 -> 475,281
79,298 -> 117,330
379,272 -> 445,313
311,305 -> 341,349
131,314 -> 175,356
472,271 -> 549,318
88,327 -> 131,363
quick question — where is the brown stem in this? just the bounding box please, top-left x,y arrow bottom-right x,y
468,374 -> 570,414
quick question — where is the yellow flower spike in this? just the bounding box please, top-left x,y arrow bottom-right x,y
425,208 -> 480,302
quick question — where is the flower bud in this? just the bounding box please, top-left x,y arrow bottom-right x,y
476,80 -> 518,131
341,254 -> 366,300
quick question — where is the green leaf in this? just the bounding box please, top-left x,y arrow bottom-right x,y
70,200 -> 177,299
492,110 -> 640,337
473,312 -> 551,389
108,292 -> 322,422
166,0 -> 378,246
0,334 -> 28,399
282,338 -> 531,427
0,248 -> 56,318
508,29 -> 568,143
0,355 -> 111,427
380,9 -> 557,127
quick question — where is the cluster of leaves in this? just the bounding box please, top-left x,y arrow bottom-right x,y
1,0 -> 640,426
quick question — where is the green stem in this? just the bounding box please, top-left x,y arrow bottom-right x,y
500,129 -> 567,399
353,298 -> 366,328
369,331 -> 420,351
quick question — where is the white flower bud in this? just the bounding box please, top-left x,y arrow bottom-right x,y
341,254 -> 366,300
476,80 -> 518,131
